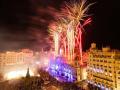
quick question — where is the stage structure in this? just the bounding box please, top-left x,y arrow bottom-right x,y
49,56 -> 76,82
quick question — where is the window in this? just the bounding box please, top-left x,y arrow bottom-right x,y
104,66 -> 107,68
104,60 -> 107,63
109,71 -> 112,73
105,69 -> 107,72
118,71 -> 120,74
100,60 -> 103,62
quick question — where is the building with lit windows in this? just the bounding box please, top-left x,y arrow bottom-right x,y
0,49 -> 33,66
87,43 -> 120,90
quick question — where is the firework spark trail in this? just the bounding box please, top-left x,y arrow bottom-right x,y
67,21 -> 75,64
54,31 -> 59,56
76,22 -> 83,64
74,17 -> 91,64
63,38 -> 67,57
48,0 -> 92,65
59,0 -> 92,65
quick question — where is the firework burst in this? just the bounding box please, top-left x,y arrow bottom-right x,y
49,0 -> 92,65
61,0 -> 93,24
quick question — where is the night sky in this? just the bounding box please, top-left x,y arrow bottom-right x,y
0,0 -> 120,51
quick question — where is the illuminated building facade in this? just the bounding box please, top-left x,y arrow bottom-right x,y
87,43 -> 120,90
49,56 -> 77,82
0,49 -> 33,66
48,56 -> 87,83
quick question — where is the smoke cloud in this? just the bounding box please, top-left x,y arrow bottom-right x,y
0,0 -> 66,51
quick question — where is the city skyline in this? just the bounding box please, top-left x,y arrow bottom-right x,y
0,0 -> 120,90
